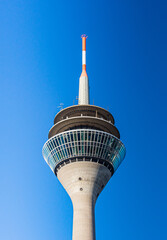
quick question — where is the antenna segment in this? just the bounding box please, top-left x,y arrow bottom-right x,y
81,34 -> 88,71
78,34 -> 89,105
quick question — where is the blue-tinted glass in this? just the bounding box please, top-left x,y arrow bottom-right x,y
101,134 -> 104,143
88,132 -> 91,141
70,132 -> 74,142
67,133 -> 70,142
74,132 -> 77,141
64,134 -> 67,143
85,132 -> 87,141
61,136 -> 64,144
81,131 -> 84,141
77,132 -> 80,141
43,129 -> 125,173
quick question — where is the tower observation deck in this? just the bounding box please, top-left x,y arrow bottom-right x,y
42,35 -> 126,240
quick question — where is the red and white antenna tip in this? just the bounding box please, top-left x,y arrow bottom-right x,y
81,34 -> 87,72
79,35 -> 89,105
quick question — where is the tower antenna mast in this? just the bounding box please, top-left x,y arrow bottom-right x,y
78,34 -> 89,105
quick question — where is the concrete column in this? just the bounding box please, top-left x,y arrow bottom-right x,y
72,193 -> 95,240
79,75 -> 89,105
57,161 -> 111,240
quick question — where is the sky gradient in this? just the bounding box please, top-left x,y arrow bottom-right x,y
1,1 -> 167,239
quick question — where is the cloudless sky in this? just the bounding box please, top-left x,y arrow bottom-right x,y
1,0 -> 167,239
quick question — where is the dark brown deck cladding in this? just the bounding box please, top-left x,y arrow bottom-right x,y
49,116 -> 120,139
54,105 -> 115,125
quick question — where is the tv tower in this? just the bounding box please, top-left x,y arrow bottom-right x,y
42,35 -> 126,240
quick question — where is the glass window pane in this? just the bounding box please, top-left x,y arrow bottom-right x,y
81,131 -> 84,141
70,132 -> 74,142
74,132 -> 77,141
78,132 -> 80,141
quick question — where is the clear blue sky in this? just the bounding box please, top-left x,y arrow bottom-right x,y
1,1 -> 167,239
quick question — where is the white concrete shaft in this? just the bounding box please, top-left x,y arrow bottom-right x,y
79,75 -> 89,105
57,161 -> 111,240
72,193 -> 95,240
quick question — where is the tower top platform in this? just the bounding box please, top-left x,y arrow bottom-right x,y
48,105 -> 120,139
54,105 -> 115,124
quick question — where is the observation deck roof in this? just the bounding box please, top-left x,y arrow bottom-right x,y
54,105 -> 115,125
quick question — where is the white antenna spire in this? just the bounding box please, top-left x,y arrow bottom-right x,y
78,34 -> 89,105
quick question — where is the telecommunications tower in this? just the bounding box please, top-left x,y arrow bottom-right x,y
42,35 -> 126,240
